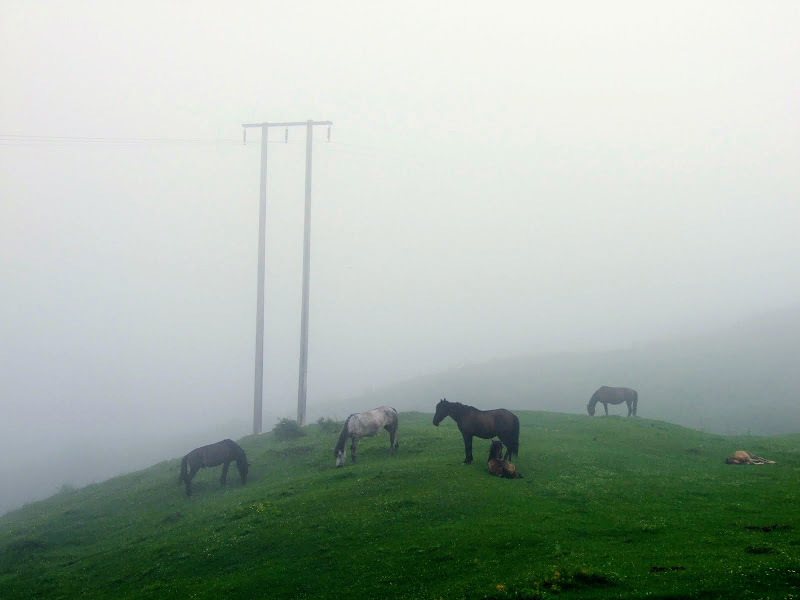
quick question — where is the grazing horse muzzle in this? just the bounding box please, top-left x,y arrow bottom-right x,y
335,450 -> 345,467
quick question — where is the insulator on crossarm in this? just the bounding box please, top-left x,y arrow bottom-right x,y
327,125 -> 331,142
243,129 -> 246,145
285,128 -> 288,143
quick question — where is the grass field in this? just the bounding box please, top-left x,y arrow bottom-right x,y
1,411 -> 799,599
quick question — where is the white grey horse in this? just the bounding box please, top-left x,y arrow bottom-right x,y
334,406 -> 398,467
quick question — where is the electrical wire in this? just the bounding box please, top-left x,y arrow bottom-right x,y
0,133 -> 303,146
0,133 -> 425,164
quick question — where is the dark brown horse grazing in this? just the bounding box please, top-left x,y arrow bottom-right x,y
178,439 -> 248,497
432,398 -> 519,464
587,386 -> 638,417
487,440 -> 523,479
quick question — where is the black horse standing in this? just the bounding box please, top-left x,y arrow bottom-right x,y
586,386 -> 638,417
179,439 -> 248,496
432,398 -> 519,464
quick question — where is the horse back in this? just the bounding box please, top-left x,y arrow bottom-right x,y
193,440 -> 238,467
465,408 -> 516,439
488,458 -> 521,479
594,386 -> 636,404
357,406 -> 397,435
377,406 -> 398,424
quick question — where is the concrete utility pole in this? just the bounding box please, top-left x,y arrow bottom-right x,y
242,119 -> 332,431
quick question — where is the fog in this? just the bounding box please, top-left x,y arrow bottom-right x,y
2,2 -> 799,514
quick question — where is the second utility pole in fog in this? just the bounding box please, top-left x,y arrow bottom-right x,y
242,119 -> 332,431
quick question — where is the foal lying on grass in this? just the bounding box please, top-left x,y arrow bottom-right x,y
487,440 -> 523,479
725,450 -> 775,465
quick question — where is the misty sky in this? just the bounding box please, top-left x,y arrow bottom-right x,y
1,2 -> 799,511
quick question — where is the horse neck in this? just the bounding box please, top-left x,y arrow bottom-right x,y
334,415 -> 353,453
223,441 -> 242,460
448,403 -> 471,423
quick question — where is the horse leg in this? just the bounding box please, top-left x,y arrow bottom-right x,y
603,402 -> 609,416
350,438 -> 359,463
386,424 -> 398,453
462,432 -> 474,464
220,461 -> 230,487
626,400 -> 632,417
185,465 -> 200,497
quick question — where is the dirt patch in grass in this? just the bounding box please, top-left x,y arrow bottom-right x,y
744,523 -> 790,533
273,445 -> 314,458
564,569 -> 616,588
745,544 -> 776,554
161,511 -> 182,524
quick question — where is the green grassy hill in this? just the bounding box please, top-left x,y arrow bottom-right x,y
2,412 -> 799,599
331,306 -> 800,436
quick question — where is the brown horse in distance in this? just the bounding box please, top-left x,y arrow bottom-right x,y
179,439 -> 248,496
433,398 -> 519,464
587,386 -> 638,417
487,440 -> 523,479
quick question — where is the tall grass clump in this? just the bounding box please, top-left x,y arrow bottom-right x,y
316,416 -> 343,433
272,417 -> 305,440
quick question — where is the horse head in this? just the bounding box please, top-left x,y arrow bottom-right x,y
586,401 -> 596,416
237,456 -> 249,483
432,398 -> 450,426
334,448 -> 345,467
488,440 -> 504,461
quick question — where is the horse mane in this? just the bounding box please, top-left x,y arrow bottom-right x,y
334,414 -> 354,455
220,439 -> 247,463
443,400 -> 476,414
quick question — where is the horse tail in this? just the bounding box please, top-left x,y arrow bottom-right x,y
179,455 -> 189,484
236,446 -> 249,484
334,414 -> 354,456
508,414 -> 520,459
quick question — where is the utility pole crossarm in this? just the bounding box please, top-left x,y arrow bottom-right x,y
242,121 -> 333,129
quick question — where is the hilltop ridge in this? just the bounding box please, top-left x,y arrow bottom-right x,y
329,306 -> 800,436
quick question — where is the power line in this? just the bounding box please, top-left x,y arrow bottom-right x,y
0,134 -> 423,164
0,133 -> 303,146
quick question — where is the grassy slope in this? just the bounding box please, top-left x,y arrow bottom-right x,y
330,307 -> 800,436
1,412 -> 799,600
